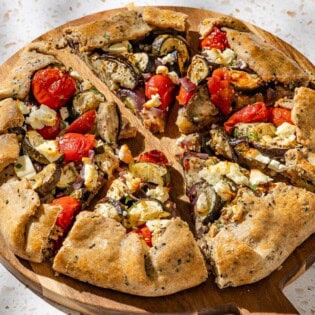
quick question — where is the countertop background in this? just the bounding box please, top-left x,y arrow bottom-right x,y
0,0 -> 314,314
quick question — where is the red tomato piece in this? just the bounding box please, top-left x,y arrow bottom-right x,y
200,26 -> 229,51
224,102 -> 270,134
66,110 -> 96,134
32,68 -> 77,110
37,116 -> 61,140
269,107 -> 293,127
135,225 -> 152,247
145,74 -> 176,110
176,78 -> 196,106
52,196 -> 81,231
207,68 -> 235,115
59,133 -> 95,162
138,150 -> 169,166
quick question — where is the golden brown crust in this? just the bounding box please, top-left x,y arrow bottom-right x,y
63,9 -> 152,52
0,179 -> 40,260
0,43 -> 60,100
207,183 -> 315,288
198,16 -> 249,39
0,134 -> 20,173
53,213 -> 207,296
143,7 -> 188,32
224,28 -> 310,86
291,87 -> 315,151
0,98 -> 24,134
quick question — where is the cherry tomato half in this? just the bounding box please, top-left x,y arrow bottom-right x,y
200,27 -> 229,51
32,68 -> 77,110
138,150 -> 169,166
269,107 -> 293,127
59,133 -> 95,162
145,74 -> 175,110
207,67 -> 234,115
52,196 -> 81,231
176,78 -> 196,106
224,102 -> 270,133
37,116 -> 61,140
66,110 -> 96,134
134,225 -> 152,247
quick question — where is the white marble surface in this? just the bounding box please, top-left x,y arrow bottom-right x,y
0,0 -> 314,314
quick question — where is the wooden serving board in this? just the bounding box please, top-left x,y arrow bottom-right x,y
0,6 -> 314,314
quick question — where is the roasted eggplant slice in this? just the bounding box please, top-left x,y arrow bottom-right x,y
208,128 -> 237,161
97,101 -> 120,144
185,85 -> 218,129
194,184 -> 222,225
152,34 -> 190,74
29,163 -> 61,195
22,131 -> 50,164
72,90 -> 105,116
129,162 -> 170,186
233,123 -> 276,141
133,52 -> 155,73
187,55 -> 210,85
91,54 -> 140,90
229,69 -> 263,92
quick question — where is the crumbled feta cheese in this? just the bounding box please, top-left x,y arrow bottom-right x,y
123,172 -> 141,192
16,101 -> 30,115
108,41 -> 131,54
143,94 -> 161,109
146,219 -> 170,234
167,71 -> 180,85
82,157 -> 99,191
195,192 -> 209,214
275,122 -> 296,138
268,159 -> 287,172
36,140 -> 63,162
118,144 -> 133,164
14,155 -> 36,179
146,186 -> 169,203
95,202 -> 121,221
161,53 -> 177,65
70,70 -> 82,81
203,48 -> 236,66
106,178 -> 128,200
253,151 -> 271,164
156,65 -> 169,75
59,107 -> 69,120
213,180 -> 235,201
249,169 -> 273,186
80,79 -> 93,91
26,105 -> 57,129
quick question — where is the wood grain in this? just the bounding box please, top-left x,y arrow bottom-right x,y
0,6 -> 314,315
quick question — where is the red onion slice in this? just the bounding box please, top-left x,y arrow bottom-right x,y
179,77 -> 196,93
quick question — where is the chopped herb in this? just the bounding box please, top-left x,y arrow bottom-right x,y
251,184 -> 257,191
103,34 -> 110,40
246,132 -> 259,141
296,113 -> 301,120
216,222 -> 224,228
15,163 -> 23,169
124,195 -> 132,204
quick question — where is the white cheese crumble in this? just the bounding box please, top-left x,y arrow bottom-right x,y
14,155 -> 36,179
143,94 -> 162,109
156,65 -> 169,75
17,101 -> 30,115
167,71 -> 180,85
26,105 -> 57,129
82,157 -> 99,191
202,48 -> 236,66
59,107 -> 69,120
268,159 -> 287,172
146,219 -> 170,234
146,185 -> 169,203
36,140 -> 63,163
95,202 -> 121,221
249,169 -> 273,186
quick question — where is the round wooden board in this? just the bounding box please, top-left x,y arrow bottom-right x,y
0,6 -> 314,315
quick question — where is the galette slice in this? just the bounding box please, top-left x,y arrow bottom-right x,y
62,7 -> 190,133
52,150 -> 208,296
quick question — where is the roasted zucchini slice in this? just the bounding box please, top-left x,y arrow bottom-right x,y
91,54 -> 140,90
187,55 -> 210,85
72,90 -> 105,116
129,162 -> 170,186
229,69 -> 263,92
22,131 -> 50,164
29,163 -> 61,195
152,34 -> 190,74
